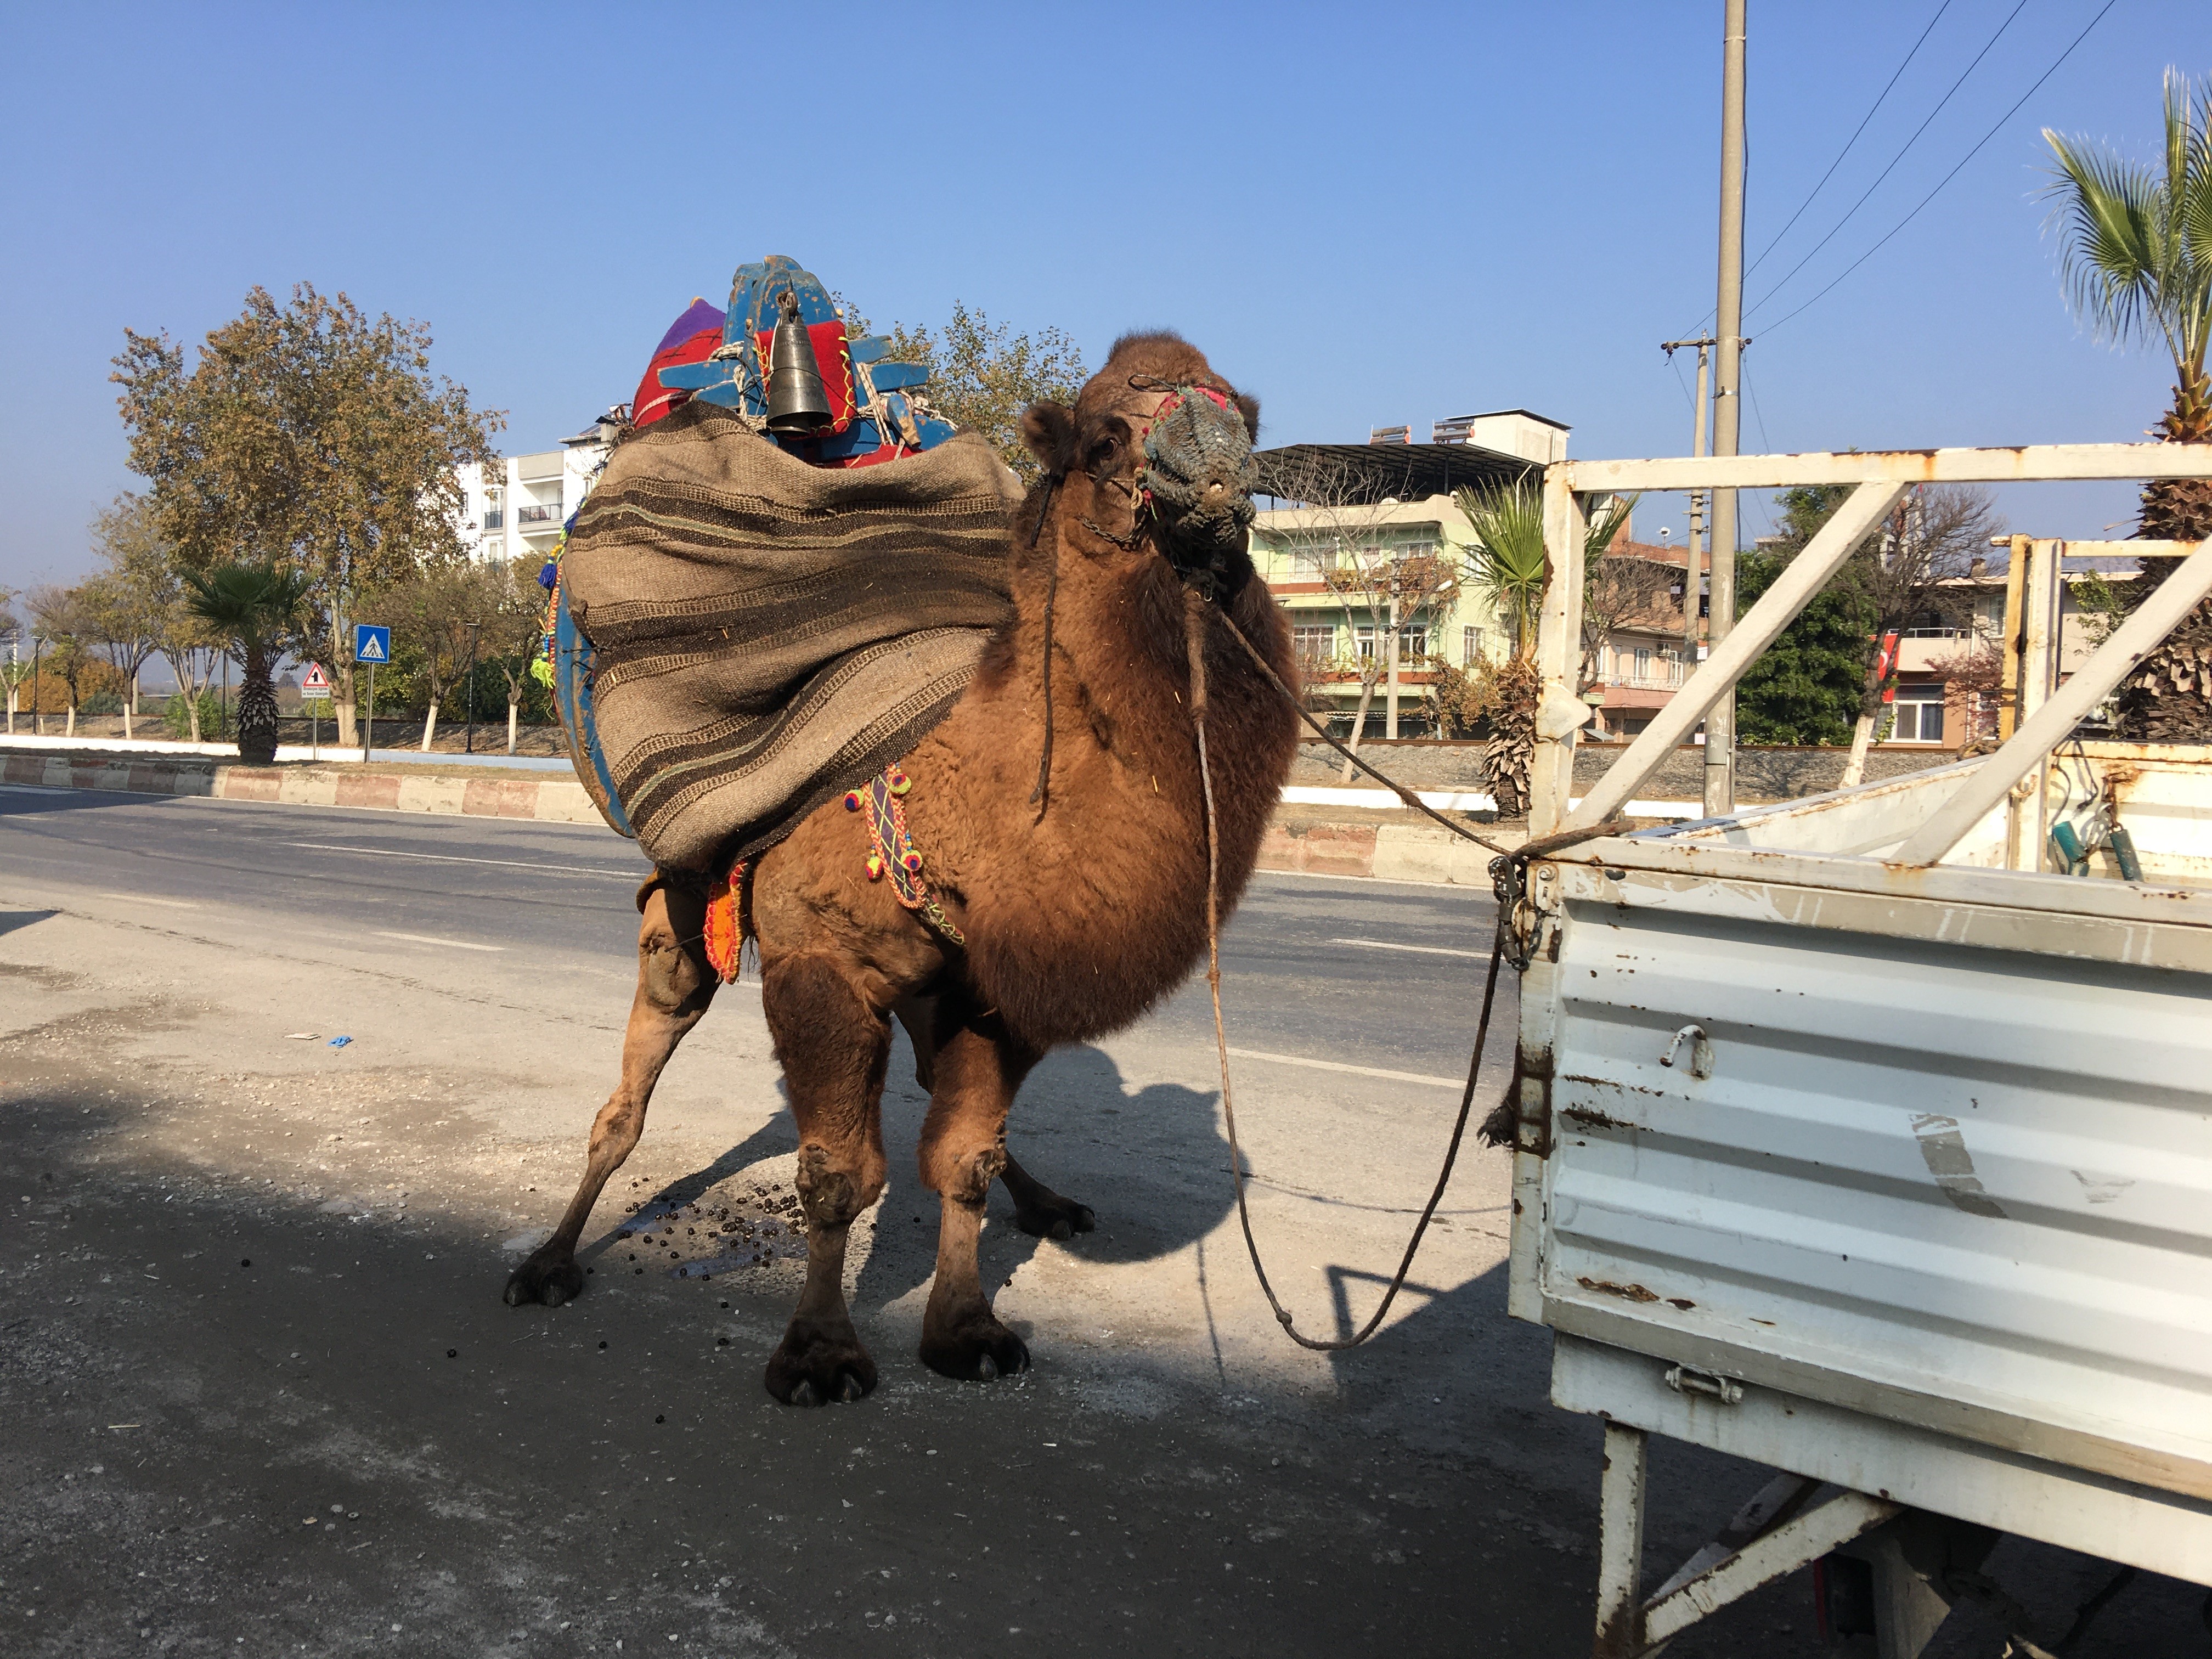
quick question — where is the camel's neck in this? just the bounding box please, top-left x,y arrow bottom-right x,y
916,521 -> 1301,1049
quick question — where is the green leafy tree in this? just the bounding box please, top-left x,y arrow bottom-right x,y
481,556 -> 553,753
25,585 -> 99,738
875,301 -> 1086,481
0,589 -> 25,733
81,494 -> 173,738
377,561 -> 489,752
112,283 -> 504,748
183,561 -> 312,764
2045,72 -> 2212,737
1733,486 -> 1875,746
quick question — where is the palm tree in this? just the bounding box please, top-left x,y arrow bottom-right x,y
1455,482 -> 1634,818
183,561 -> 311,764
2045,72 -> 2212,736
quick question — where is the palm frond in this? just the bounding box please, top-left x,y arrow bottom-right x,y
2043,70 -> 2212,383
184,560 -> 311,651
1455,481 -> 1547,656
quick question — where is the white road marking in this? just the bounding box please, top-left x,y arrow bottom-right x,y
1332,936 -> 1486,960
99,893 -> 199,909
286,842 -> 639,878
1224,1046 -> 1464,1090
374,930 -> 505,953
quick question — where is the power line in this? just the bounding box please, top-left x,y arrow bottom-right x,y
1744,0 -> 2030,324
1743,0 -> 1956,287
1758,0 -> 2117,336
1743,356 -> 1775,453
1672,1 -> 1959,341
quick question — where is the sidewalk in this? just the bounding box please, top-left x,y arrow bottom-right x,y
0,738 -> 1567,883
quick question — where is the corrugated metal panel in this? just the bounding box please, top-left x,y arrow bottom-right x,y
1536,867 -> 2212,1499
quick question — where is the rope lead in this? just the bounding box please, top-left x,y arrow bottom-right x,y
1196,603 -> 1626,1351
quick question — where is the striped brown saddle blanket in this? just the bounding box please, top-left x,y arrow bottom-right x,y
558,400 -> 1020,873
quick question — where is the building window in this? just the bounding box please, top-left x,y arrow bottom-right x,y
1354,627 -> 1427,662
1290,540 -> 1339,576
1290,625 -> 1335,667
1462,625 -> 1483,664
1889,684 -> 1945,743
482,509 -> 504,531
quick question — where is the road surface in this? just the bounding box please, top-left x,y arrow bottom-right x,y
1,782 -> 2188,1656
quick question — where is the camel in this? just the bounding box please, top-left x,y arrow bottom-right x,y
504,334 -> 1300,1404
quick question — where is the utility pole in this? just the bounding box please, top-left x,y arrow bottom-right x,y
1661,336 -> 1716,667
1705,0 -> 1747,819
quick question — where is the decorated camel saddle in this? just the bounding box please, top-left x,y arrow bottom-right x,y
548,256 -> 1021,874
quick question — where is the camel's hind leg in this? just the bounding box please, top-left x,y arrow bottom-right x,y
1001,1153 -> 1096,1242
504,879 -> 717,1307
917,1003 -> 1039,1381
891,1000 -> 1092,1244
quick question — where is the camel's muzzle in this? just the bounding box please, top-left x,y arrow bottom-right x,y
1139,386 -> 1257,598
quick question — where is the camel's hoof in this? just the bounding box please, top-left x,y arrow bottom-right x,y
921,1321 -> 1030,1383
1014,1195 -> 1096,1242
503,1251 -> 584,1308
764,1327 -> 877,1407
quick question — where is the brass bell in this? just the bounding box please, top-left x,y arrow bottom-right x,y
764,288 -> 833,435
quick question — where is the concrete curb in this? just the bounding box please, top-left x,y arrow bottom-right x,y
2,751 -> 603,827
4,749 -> 1515,885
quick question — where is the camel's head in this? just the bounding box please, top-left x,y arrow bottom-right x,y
1020,332 -> 1260,600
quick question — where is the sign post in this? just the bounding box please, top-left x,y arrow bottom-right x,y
300,662 -> 331,760
353,625 -> 391,762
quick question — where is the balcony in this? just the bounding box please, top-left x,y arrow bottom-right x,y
481,510 -> 504,531
516,503 -> 563,529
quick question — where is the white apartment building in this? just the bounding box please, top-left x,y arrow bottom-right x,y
456,409 -> 624,565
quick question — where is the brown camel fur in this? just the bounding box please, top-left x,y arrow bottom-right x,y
505,334 -> 1300,1404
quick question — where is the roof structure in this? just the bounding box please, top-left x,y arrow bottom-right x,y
1254,442 -> 1539,506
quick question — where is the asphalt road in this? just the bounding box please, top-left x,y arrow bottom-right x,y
2,783 -> 2194,1658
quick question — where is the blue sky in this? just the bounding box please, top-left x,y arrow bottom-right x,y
0,0 -> 2201,595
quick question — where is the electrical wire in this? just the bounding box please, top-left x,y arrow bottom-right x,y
1745,0 -> 1956,287
1669,1 -> 1959,342
1757,0 -> 2117,336
1743,356 -> 1775,453
1668,349 -> 1698,421
1746,0 -> 2031,323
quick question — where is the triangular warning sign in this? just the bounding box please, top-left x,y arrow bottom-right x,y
301,663 -> 330,691
358,635 -> 386,662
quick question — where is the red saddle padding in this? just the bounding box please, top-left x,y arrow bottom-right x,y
752,319 -> 859,435
631,297 -> 727,429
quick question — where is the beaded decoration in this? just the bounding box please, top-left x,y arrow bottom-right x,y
702,860 -> 750,984
843,763 -> 965,946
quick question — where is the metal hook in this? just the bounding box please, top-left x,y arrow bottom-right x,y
1660,1023 -> 1714,1080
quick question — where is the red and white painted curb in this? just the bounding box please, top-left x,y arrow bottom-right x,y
2,746 -> 1547,885
2,750 -> 602,827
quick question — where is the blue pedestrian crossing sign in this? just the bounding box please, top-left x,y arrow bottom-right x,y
353,624 -> 391,664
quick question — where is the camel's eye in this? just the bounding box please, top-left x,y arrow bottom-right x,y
1084,420 -> 1130,477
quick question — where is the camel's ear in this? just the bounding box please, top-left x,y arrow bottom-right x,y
1234,392 -> 1260,443
1021,402 -> 1076,475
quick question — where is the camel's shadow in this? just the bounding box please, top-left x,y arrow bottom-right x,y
643,1031 -> 1234,1319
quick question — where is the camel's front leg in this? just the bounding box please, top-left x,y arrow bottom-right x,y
760,952 -> 890,1406
505,880 -> 716,1307
917,1009 -> 1039,1380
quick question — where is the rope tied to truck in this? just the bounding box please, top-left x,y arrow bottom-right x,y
1194,604 -> 1628,1351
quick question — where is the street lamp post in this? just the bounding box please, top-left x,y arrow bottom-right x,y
31,635 -> 45,737
462,621 -> 481,754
